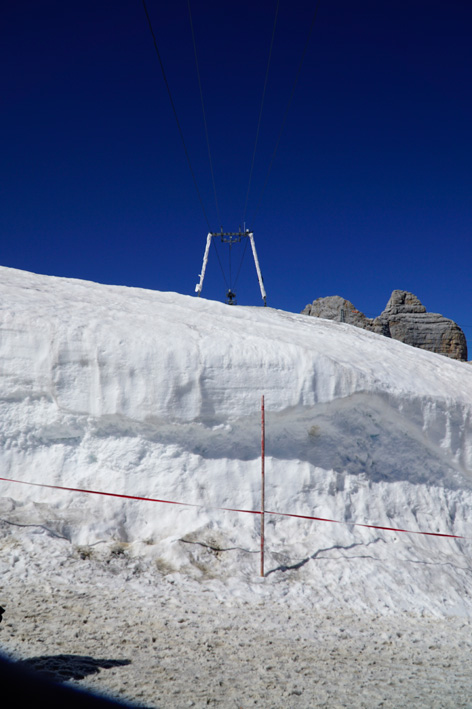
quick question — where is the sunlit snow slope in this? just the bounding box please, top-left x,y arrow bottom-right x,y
2,265 -> 472,614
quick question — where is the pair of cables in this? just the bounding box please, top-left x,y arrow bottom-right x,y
142,0 -> 321,292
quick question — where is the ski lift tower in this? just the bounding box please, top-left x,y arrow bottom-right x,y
195,229 -> 267,306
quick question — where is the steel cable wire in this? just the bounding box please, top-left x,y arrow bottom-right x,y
188,0 -> 222,229
250,0 -> 322,225
242,0 -> 280,225
141,0 -> 212,230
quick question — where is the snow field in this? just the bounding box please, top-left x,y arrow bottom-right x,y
1,266 -> 472,617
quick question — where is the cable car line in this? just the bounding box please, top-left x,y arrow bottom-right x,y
212,239 -> 229,289
141,0 -> 321,305
242,0 -> 280,225
249,0 -> 322,225
187,0 -> 229,287
233,237 -> 249,291
188,0 -> 222,229
141,0 -> 211,230
228,242 -> 233,290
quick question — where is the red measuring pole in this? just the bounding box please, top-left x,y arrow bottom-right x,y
261,394 -> 265,578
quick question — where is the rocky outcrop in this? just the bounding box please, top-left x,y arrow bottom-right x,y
302,290 -> 468,361
302,295 -> 370,328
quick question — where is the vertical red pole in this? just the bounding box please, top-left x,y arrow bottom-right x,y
261,394 -> 265,578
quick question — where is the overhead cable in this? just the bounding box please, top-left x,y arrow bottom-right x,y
188,0 -> 222,229
250,0 -> 322,224
212,239 -> 229,289
141,0 -> 211,230
242,0 -> 280,225
233,237 -> 249,290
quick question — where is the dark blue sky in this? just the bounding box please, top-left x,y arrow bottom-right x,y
2,1 -> 471,345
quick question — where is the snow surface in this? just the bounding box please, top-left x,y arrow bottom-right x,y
2,264 -> 472,620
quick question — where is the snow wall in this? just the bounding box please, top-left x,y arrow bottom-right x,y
2,265 -> 472,614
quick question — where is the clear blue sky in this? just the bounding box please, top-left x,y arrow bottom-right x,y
2,1 -> 471,346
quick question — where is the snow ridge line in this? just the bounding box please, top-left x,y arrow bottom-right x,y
0,476 -> 466,541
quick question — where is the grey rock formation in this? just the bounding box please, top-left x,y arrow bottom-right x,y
302,290 -> 468,361
302,295 -> 371,329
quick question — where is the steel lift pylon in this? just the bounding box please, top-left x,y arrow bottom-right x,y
195,230 -> 267,306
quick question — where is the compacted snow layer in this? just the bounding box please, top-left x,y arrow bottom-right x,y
3,266 -> 472,705
2,265 -> 472,623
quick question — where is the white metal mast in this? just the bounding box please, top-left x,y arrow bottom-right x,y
195,230 -> 267,306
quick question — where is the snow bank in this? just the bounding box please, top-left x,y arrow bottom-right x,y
2,265 -> 472,615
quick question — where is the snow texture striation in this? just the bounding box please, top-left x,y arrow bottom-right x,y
2,265 -> 472,616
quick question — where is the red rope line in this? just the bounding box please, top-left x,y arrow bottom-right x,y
0,477 -> 260,516
0,476 -> 465,539
265,510 -> 465,540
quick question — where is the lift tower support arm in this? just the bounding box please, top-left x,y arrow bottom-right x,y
195,230 -> 267,306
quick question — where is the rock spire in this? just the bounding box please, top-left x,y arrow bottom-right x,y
302,290 -> 467,361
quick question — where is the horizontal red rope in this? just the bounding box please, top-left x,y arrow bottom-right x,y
0,476 -> 465,539
266,510 -> 465,539
0,477 -> 260,516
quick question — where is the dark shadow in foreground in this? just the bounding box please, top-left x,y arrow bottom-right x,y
0,654 -> 142,707
17,654 -> 131,682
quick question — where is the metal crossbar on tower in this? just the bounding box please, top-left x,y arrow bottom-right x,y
195,230 -> 267,306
